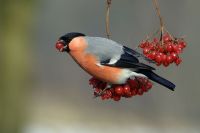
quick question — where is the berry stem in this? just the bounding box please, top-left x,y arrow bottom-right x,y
106,0 -> 112,39
98,87 -> 109,97
152,0 -> 164,42
165,28 -> 175,40
152,0 -> 164,29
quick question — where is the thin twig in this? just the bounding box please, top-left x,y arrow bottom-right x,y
152,0 -> 164,28
152,0 -> 164,41
106,0 -> 112,39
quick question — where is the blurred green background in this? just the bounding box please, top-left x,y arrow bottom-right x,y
0,0 -> 200,133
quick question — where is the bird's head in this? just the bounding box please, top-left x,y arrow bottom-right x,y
55,32 -> 85,52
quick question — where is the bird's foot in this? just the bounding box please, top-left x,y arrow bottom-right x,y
93,87 -> 109,98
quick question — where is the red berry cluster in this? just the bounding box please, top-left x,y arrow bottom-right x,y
139,34 -> 186,66
89,77 -> 153,101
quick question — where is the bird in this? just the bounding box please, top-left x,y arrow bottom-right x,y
55,32 -> 175,91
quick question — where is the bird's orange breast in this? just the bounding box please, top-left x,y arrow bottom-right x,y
68,37 -> 122,84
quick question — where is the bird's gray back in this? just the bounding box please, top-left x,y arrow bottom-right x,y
84,36 -> 124,61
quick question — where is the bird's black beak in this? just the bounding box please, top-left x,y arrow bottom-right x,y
62,45 -> 70,52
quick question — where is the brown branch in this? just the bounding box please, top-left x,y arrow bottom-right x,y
152,0 -> 164,41
152,0 -> 164,28
106,0 -> 112,39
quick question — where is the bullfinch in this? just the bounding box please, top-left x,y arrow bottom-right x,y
55,32 -> 175,91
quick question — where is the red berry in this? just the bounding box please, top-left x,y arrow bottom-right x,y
131,89 -> 138,96
137,89 -> 144,95
158,46 -> 165,53
153,38 -> 159,43
55,42 -> 64,51
148,51 -> 156,60
172,45 -> 178,52
123,84 -> 131,95
175,58 -> 182,65
144,78 -> 149,84
143,87 -> 148,92
136,78 -> 143,83
139,43 -> 145,48
128,79 -> 138,89
113,95 -> 121,101
114,86 -> 124,95
177,47 -> 182,54
177,44 -> 183,49
101,94 -> 106,100
146,82 -> 153,90
161,54 -> 167,63
171,52 -> 178,60
163,61 -> 169,67
166,55 -> 173,63
166,43 -> 173,52
143,48 -> 150,54
173,45 -> 182,53
155,54 -> 162,63
179,41 -> 186,48
146,54 -> 152,59
163,34 -> 172,42
140,86 -> 147,91
124,91 -> 132,98
140,41 -> 148,48
148,43 -> 154,50
158,52 -> 164,56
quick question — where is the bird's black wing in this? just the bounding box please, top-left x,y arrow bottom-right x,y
100,51 -> 155,70
85,36 -> 155,70
123,46 -> 155,64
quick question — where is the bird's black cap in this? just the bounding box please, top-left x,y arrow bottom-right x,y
58,32 -> 85,52
59,32 -> 85,46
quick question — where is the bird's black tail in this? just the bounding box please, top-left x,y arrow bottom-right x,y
137,70 -> 175,91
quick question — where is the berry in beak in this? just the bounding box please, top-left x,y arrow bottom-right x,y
55,41 -> 65,52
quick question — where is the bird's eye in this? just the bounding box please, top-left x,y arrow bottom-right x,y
55,41 -> 65,52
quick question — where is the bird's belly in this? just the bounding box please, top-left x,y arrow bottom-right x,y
71,52 -> 124,84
